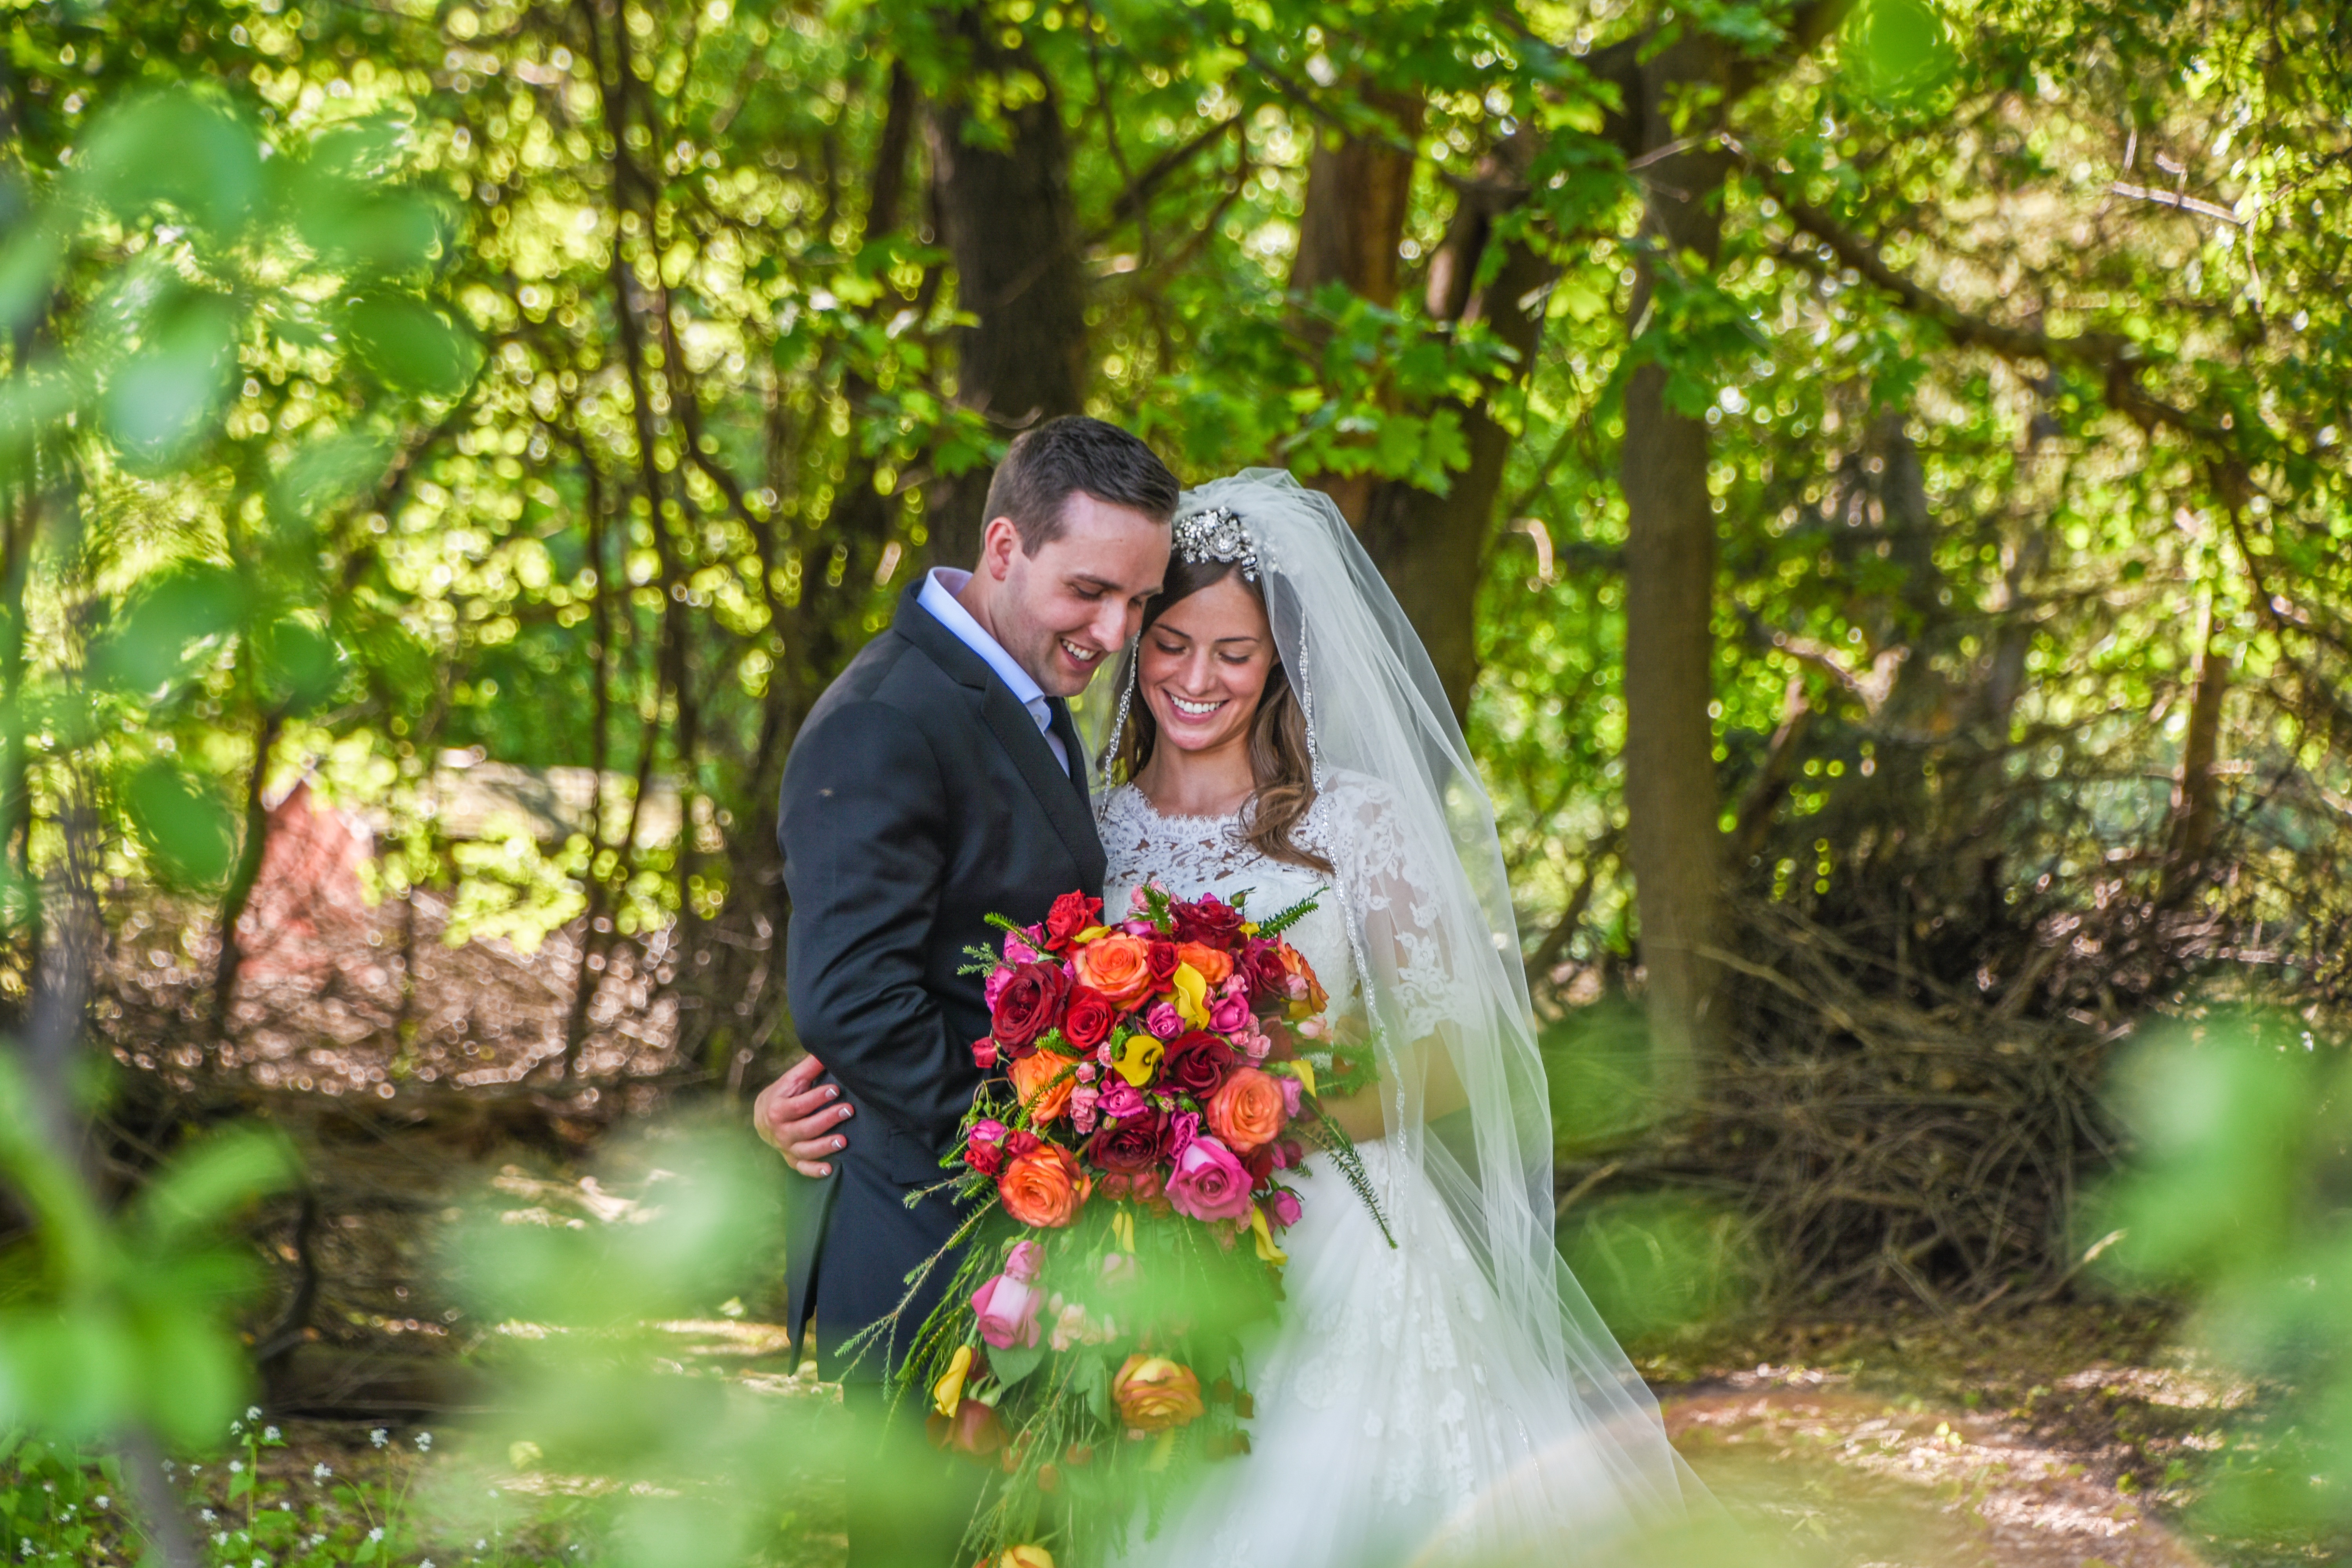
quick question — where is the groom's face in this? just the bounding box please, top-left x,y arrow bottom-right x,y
985,494 -> 1169,698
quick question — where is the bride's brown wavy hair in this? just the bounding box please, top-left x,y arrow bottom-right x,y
1108,556 -> 1331,875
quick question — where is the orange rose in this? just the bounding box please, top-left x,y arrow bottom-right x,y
1278,943 -> 1329,1016
1073,933 -> 1155,1007
1206,1067 -> 1286,1153
1008,1048 -> 1079,1125
1173,941 -> 1233,987
998,1145 -> 1086,1229
1112,1353 -> 1204,1432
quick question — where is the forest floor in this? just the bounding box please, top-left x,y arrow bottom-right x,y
185,1299 -> 2340,1568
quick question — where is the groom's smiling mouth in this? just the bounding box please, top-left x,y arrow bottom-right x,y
1059,637 -> 1104,667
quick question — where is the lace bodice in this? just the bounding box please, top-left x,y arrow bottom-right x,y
1096,771 -> 1454,1044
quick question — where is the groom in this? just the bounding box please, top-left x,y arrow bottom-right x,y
756,416 -> 1176,1565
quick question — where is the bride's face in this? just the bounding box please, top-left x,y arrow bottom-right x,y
1138,572 -> 1276,757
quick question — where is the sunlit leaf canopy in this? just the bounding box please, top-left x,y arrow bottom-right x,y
0,0 -> 2346,1072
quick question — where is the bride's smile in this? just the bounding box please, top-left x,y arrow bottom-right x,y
1135,572 -> 1276,814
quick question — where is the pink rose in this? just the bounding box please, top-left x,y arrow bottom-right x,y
1005,1239 -> 1044,1281
1209,992 -> 1251,1035
972,1271 -> 1043,1349
1128,886 -> 1153,915
1238,1028 -> 1272,1063
1071,1083 -> 1100,1135
1003,927 -> 1042,964
1268,1190 -> 1302,1229
1167,1111 -> 1201,1159
965,1119 -> 1009,1175
1097,1077 -> 1146,1121
1122,920 -> 1158,937
983,967 -> 1013,1011
1278,1076 -> 1301,1117
1145,1001 -> 1184,1040
1165,1135 -> 1254,1223
1048,1298 -> 1116,1352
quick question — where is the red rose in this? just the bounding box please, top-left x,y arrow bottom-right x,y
1242,940 -> 1290,1004
990,961 -> 1070,1051
1088,1110 -> 1170,1173
1145,940 -> 1180,985
1044,891 -> 1104,952
927,1397 -> 1005,1460
1162,1030 -> 1236,1099
1243,1143 -> 1276,1186
1062,985 -> 1116,1051
1172,895 -> 1244,948
971,1036 -> 999,1070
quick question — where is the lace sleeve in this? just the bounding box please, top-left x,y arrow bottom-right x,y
1323,773 -> 1457,1045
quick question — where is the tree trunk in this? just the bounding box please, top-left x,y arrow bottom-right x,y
2161,595 -> 2229,904
1619,34 -> 1737,1103
1350,133 -> 1555,720
921,12 -> 1089,568
1288,88 -> 1422,524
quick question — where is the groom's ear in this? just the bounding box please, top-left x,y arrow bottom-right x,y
978,514 -> 1023,581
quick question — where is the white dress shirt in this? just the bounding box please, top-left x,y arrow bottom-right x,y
917,568 -> 1068,773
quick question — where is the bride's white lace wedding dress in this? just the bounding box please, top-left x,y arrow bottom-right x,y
1098,777 -> 1671,1568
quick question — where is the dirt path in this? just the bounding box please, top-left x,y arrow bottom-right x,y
1667,1373 -> 2206,1568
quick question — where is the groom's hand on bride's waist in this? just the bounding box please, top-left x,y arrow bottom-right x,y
754,1053 -> 853,1178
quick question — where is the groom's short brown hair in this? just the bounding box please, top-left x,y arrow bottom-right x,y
984,416 -> 1180,553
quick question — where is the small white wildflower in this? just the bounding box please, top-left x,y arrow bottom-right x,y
229,1461 -> 245,1474
474,1541 -> 487,1551
253,1558 -> 268,1568
313,1463 -> 332,1479
421,1560 -> 435,1567
263,1425 -> 280,1442
229,1419 -> 244,1436
368,1528 -> 385,1543
200,1509 -> 218,1524
212,1532 -> 228,1547
93,1496 -> 108,1510
246,1404 -> 262,1421
414,1430 -> 433,1452
370,1428 -> 388,1448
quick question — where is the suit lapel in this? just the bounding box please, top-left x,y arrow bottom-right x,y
892,588 -> 1106,887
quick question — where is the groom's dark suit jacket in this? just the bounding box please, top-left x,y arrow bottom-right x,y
778,583 -> 1104,1379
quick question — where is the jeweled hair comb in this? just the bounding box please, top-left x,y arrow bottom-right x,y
1171,505 -> 1259,581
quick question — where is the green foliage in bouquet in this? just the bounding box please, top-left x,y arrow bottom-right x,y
860,882 -> 1392,1564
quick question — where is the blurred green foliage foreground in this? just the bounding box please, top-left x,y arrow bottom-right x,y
5,0 -> 2352,1562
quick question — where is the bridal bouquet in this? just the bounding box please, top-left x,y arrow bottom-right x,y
870,881 -> 1379,1568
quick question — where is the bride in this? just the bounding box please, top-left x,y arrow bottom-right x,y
1093,471 -> 1704,1567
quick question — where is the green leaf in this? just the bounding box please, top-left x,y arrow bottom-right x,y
91,565 -> 248,694
254,615 -> 342,713
987,1342 -> 1044,1388
133,1126 -> 300,1247
343,293 -> 483,398
74,90 -> 264,236
1841,0 -> 1958,102
99,293 -> 240,470
122,760 -> 238,889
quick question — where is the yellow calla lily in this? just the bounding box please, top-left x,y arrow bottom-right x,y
1112,1033 -> 1164,1087
932,1343 -> 974,1418
1249,1203 -> 1288,1267
1112,1206 -> 1136,1254
1283,1059 -> 1317,1099
1171,962 -> 1210,1027
1074,925 -> 1110,943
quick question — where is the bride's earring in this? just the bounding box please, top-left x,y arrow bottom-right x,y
1098,644 -> 1140,809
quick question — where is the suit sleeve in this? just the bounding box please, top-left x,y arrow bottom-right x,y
780,699 -> 974,1142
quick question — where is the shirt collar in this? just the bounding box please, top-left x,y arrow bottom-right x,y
917,568 -> 1048,711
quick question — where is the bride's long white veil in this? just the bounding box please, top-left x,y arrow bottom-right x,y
1159,470 -> 1707,1556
